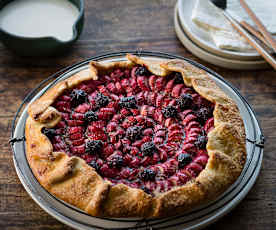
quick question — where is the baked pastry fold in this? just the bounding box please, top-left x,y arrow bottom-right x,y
26,54 -> 246,217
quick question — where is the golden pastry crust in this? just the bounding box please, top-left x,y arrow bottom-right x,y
25,54 -> 246,218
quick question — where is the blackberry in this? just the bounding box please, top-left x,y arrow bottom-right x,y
85,140 -> 103,154
108,155 -> 124,168
119,96 -> 137,109
84,111 -> 98,122
135,66 -> 150,76
177,94 -> 193,110
89,160 -> 100,172
139,168 -> 156,181
178,153 -> 192,169
195,135 -> 208,149
141,142 -> 156,157
162,106 -> 178,118
41,127 -> 56,139
141,185 -> 152,195
94,93 -> 110,109
126,126 -> 142,141
70,89 -> 87,107
173,72 -> 184,84
197,107 -> 212,124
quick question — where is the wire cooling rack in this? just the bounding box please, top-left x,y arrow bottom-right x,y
10,51 -> 264,230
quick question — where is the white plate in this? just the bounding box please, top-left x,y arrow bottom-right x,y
177,0 -> 262,61
11,52 -> 264,229
175,5 -> 270,70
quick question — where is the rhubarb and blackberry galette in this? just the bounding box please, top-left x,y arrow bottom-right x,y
26,54 -> 246,218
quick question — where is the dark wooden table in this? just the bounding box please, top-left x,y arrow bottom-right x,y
1,1 -> 275,229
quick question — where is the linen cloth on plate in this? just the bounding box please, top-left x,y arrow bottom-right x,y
191,0 -> 276,52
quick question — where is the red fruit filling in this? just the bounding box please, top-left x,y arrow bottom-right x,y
48,66 -> 215,195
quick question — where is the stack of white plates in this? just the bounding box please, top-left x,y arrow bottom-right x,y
175,0 -> 271,70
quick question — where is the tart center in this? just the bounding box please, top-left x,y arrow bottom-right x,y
47,66 -> 215,195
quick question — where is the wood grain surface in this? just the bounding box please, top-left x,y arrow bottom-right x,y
1,0 -> 276,229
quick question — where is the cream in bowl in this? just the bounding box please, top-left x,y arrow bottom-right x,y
0,0 -> 84,56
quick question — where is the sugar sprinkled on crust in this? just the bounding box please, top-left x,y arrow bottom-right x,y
25,54 -> 246,217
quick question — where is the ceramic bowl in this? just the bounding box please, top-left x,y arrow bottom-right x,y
0,0 -> 84,57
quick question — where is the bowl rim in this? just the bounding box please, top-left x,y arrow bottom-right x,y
0,0 -> 84,43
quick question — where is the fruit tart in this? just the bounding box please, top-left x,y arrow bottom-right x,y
25,54 -> 246,217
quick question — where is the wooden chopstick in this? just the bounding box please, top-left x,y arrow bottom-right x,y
240,21 -> 272,48
221,11 -> 276,70
239,0 -> 276,53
